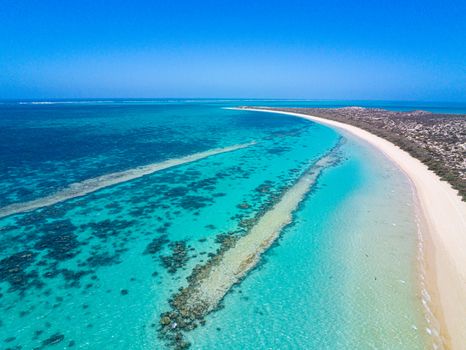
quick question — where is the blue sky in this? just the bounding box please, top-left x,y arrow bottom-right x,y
0,0 -> 465,100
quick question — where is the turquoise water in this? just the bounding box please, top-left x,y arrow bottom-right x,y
0,101 -> 436,349
188,131 -> 430,349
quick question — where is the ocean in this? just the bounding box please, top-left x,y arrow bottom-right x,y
0,99 -> 456,349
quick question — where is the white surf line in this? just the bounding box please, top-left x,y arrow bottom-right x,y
181,148 -> 339,316
0,142 -> 255,218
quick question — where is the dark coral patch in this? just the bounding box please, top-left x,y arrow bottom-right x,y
35,220 -> 81,261
43,268 -> 92,288
144,236 -> 169,256
165,186 -> 190,197
0,250 -> 41,292
86,219 -> 134,240
42,333 -> 64,346
178,195 -> 213,210
86,252 -> 121,267
160,241 -> 191,274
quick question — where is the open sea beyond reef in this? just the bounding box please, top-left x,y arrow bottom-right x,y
1,100 -> 461,349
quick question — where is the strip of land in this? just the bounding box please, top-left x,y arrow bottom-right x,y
241,107 -> 466,350
259,107 -> 466,200
159,144 -> 341,349
0,142 -> 255,218
183,151 -> 338,312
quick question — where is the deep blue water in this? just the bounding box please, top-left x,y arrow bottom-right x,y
0,100 -> 439,349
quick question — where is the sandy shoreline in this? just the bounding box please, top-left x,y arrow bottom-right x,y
241,108 -> 466,350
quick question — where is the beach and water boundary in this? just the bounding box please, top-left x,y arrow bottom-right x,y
0,101 -> 462,349
238,107 -> 466,349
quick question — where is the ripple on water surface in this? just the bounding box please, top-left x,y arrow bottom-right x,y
0,103 -> 432,349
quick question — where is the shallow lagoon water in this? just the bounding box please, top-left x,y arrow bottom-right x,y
0,101 -> 433,349
188,131 -> 430,349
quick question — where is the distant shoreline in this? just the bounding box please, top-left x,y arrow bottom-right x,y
238,107 -> 466,350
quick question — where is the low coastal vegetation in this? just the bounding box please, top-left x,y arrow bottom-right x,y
245,107 -> 466,201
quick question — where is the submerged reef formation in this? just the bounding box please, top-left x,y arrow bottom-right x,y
161,241 -> 192,274
0,142 -> 255,218
157,141 -> 342,350
246,107 -> 466,201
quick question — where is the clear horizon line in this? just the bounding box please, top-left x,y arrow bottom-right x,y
1,97 -> 466,104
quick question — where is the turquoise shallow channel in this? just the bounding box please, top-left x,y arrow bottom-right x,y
0,100 -> 451,349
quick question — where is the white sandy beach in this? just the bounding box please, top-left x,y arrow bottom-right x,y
244,108 -> 466,350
